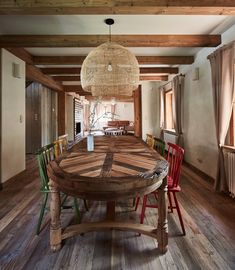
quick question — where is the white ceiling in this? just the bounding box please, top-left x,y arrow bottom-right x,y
0,15 -> 235,58
0,15 -> 230,35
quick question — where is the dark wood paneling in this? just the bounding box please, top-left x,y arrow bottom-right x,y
134,86 -> 142,138
58,92 -> 66,136
26,83 -> 41,154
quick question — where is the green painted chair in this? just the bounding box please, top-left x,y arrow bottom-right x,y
153,137 -> 166,156
36,143 -> 80,235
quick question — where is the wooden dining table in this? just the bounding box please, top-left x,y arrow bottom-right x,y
47,135 -> 169,253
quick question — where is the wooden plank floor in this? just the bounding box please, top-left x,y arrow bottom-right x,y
0,155 -> 235,270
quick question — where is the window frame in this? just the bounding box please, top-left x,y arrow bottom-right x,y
228,101 -> 235,146
163,89 -> 175,132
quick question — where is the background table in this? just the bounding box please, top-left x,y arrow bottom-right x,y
48,136 -> 169,253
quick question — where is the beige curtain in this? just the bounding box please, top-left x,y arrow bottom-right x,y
172,75 -> 184,147
208,41 -> 235,192
159,86 -> 165,140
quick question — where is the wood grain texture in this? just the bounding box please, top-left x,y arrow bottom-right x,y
0,1 -> 234,15
134,87 -> 142,138
26,65 -> 63,92
41,67 -> 179,75
0,35 -> 221,47
34,55 -> 194,65
53,75 -> 169,81
48,136 -> 168,253
48,136 -> 168,201
0,155 -> 235,269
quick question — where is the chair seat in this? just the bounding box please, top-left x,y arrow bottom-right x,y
167,176 -> 181,192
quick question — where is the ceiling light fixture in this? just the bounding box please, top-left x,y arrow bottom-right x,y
80,18 -> 139,97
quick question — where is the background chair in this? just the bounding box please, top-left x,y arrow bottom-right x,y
153,137 -> 166,156
146,134 -> 154,148
36,143 -> 80,235
54,134 -> 68,157
136,142 -> 186,235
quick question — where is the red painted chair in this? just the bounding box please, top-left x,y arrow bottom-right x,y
136,142 -> 186,235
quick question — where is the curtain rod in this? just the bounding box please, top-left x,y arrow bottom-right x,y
159,73 -> 185,88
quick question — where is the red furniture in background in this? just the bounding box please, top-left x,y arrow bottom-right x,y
103,120 -> 134,134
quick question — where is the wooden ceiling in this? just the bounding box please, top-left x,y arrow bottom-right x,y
0,1 -> 235,15
2,1 -> 235,98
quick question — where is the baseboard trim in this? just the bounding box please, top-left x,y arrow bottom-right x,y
1,169 -> 27,189
183,161 -> 215,184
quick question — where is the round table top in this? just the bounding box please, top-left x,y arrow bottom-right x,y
47,136 -> 168,200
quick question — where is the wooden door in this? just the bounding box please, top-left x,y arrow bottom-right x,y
26,83 -> 41,154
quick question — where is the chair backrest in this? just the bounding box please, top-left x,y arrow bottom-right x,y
36,143 -> 56,192
58,134 -> 68,144
146,134 -> 154,148
153,137 -> 165,156
166,143 -> 184,188
55,134 -> 68,156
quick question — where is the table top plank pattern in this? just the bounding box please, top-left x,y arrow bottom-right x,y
60,136 -> 161,178
48,136 -> 168,201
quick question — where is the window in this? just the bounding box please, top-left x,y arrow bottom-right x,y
164,90 -> 174,130
229,102 -> 235,146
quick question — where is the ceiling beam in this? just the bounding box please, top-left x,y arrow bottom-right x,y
0,35 -> 221,47
137,56 -> 194,65
140,75 -> 168,81
6,48 -> 34,65
54,76 -> 80,81
0,1 -> 234,15
6,48 -> 63,91
140,67 -> 178,74
42,67 -> 178,75
33,55 -> 194,65
53,75 -> 168,81
26,65 -> 63,92
63,85 -> 90,95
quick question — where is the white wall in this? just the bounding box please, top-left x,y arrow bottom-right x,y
1,49 -> 25,183
178,24 -> 235,179
141,81 -> 161,141
115,102 -> 134,121
155,25 -> 235,179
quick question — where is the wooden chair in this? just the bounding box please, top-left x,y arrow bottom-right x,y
54,137 -> 89,211
135,143 -> 186,235
153,137 -> 165,156
146,134 -> 154,148
54,134 -> 69,156
36,143 -> 81,235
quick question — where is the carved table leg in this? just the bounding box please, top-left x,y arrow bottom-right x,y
157,177 -> 168,253
49,179 -> 62,252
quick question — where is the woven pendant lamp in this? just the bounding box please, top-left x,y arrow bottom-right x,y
81,19 -> 139,97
